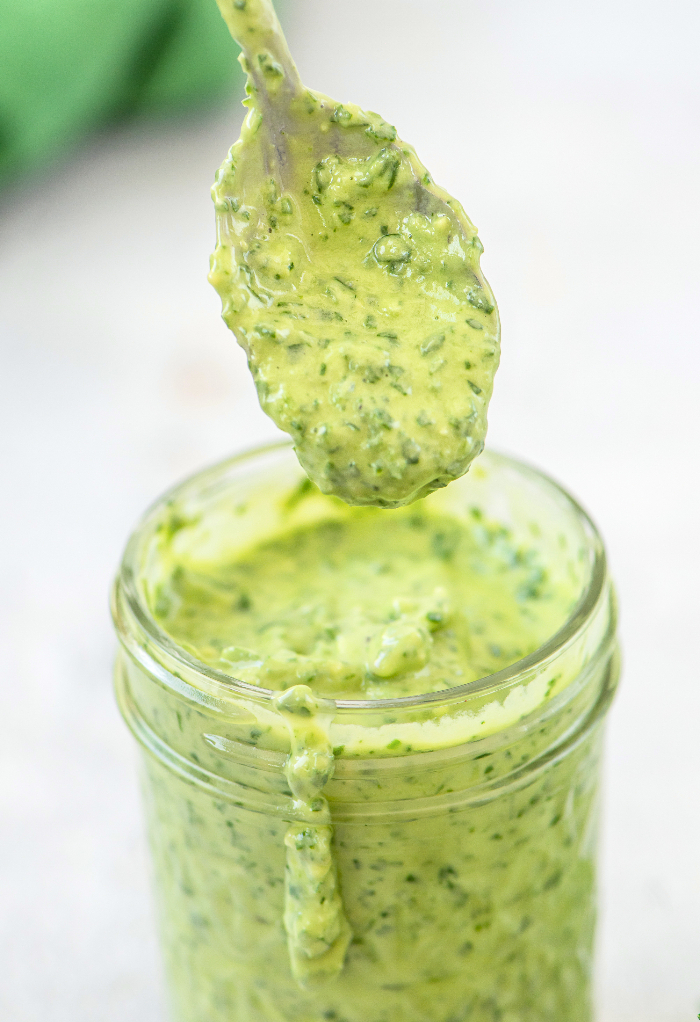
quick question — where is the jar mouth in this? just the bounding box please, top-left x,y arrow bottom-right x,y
113,441 -> 608,714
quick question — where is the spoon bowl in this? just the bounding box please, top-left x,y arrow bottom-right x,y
209,0 -> 500,507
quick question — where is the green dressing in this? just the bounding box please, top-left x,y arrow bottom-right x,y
153,487 -> 574,701
209,0 -> 499,507
115,449 -> 618,1022
145,463 -> 592,995
112,2 -> 618,1018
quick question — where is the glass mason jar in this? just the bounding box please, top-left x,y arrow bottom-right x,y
112,442 -> 619,1022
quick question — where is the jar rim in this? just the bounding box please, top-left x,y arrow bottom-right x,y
112,441 -> 608,714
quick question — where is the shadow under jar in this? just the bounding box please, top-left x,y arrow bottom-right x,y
112,443 -> 619,1022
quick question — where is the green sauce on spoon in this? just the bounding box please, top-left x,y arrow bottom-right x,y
205,0 -> 503,991
209,0 -> 500,507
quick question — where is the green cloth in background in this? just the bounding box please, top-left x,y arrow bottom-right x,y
0,0 -> 245,185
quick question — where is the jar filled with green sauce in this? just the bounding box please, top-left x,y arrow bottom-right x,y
112,442 -> 619,1022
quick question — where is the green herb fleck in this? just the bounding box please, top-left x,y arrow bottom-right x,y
467,289 -> 494,314
421,332 -> 445,355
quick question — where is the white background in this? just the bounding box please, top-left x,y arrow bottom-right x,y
1,1 -> 699,1019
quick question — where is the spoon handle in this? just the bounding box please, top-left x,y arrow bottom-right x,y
215,0 -> 302,98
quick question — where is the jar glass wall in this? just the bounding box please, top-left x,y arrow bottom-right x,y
112,443 -> 619,1022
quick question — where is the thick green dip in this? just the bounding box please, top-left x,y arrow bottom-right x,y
152,482 -> 578,701
113,444 -> 619,1022
209,1 -> 500,508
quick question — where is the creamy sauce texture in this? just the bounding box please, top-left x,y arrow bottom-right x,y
153,483 -> 575,701
209,0 -> 499,507
121,2 -> 614,1016
149,473 -> 582,994
119,452 -> 617,1021
273,685 -> 351,987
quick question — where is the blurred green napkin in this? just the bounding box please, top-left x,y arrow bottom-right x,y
0,0 -> 244,185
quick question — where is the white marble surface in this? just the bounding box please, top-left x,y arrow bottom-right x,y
1,1 -> 699,1019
